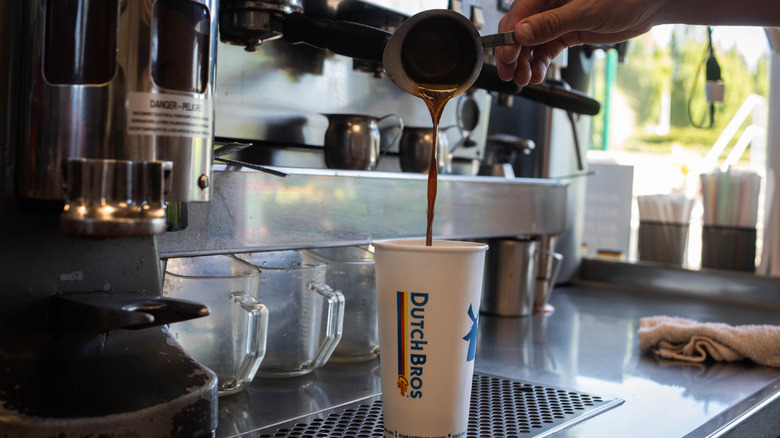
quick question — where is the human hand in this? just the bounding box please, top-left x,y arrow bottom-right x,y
496,0 -> 663,86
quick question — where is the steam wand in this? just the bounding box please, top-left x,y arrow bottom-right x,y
214,142 -> 289,177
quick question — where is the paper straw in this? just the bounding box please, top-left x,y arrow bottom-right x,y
699,170 -> 761,227
637,194 -> 695,224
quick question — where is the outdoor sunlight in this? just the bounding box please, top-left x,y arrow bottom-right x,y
585,25 -> 770,269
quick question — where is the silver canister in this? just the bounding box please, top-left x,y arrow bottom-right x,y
480,238 -> 540,317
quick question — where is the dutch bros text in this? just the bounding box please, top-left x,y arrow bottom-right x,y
396,291 -> 428,399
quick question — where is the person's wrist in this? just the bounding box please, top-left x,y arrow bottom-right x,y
654,0 -> 687,26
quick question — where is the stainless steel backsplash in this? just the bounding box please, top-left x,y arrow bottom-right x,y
211,0 -> 515,168
213,37 -> 492,167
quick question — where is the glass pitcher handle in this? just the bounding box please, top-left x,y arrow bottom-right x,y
307,281 -> 345,369
224,292 -> 269,393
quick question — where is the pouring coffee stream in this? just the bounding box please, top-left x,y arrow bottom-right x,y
419,87 -> 454,246
380,10 -> 517,246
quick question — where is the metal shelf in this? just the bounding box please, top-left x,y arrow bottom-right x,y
158,167 -> 568,257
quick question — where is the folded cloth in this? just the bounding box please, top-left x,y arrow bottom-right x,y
638,316 -> 780,368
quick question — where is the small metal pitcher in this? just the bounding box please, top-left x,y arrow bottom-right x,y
323,114 -> 403,170
398,126 -> 457,174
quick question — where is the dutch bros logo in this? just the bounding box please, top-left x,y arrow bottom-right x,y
396,291 -> 428,399
463,304 -> 479,361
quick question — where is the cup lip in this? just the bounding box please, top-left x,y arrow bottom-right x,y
164,255 -> 261,279
305,247 -> 375,265
251,263 -> 326,272
371,238 -> 488,253
403,126 -> 439,132
235,251 -> 327,271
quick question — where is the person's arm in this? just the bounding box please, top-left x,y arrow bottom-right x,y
497,0 -> 780,86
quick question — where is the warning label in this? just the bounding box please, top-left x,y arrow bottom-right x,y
127,92 -> 212,139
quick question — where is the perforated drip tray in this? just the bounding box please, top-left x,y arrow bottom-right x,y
256,372 -> 623,438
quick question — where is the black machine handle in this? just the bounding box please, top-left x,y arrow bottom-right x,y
282,14 -> 601,116
473,64 -> 601,116
48,292 -> 209,334
522,82 -> 601,116
283,13 -> 390,63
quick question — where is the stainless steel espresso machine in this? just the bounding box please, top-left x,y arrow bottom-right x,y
1,1 -> 597,436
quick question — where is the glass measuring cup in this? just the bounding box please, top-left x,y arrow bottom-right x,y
305,246 -> 379,362
163,254 -> 269,395
235,250 -> 345,377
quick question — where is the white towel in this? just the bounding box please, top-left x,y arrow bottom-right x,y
637,316 -> 780,368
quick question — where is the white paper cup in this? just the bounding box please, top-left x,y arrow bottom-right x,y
373,239 -> 488,438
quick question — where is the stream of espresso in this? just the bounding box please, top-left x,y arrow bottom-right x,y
419,85 -> 457,246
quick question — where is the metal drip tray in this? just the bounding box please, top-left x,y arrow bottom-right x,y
256,372 -> 623,437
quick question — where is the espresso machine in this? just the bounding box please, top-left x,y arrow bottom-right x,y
1,0 -> 597,436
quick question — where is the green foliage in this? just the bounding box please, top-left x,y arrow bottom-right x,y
620,126 -> 752,162
615,38 -> 669,124
596,25 -> 769,155
623,127 -> 722,152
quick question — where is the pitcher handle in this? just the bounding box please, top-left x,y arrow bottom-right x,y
539,250 -> 564,286
307,281 -> 345,369
224,292 -> 269,393
376,114 -> 405,160
440,124 -> 461,152
533,250 -> 564,311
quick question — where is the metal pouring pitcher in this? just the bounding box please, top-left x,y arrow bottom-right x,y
480,238 -> 540,317
323,114 -> 404,171
383,9 -> 516,99
399,126 -> 458,174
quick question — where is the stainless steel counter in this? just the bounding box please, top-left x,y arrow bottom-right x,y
215,273 -> 780,438
477,282 -> 780,437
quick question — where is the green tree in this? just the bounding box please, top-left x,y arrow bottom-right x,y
606,25 -> 768,157
755,57 -> 769,97
670,26 -> 710,128
616,36 -> 669,126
